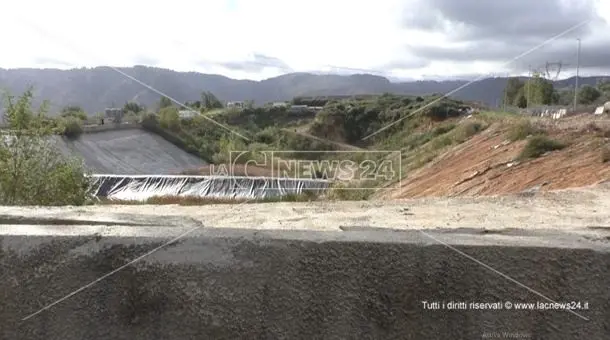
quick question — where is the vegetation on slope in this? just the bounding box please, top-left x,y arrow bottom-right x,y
0,89 -> 91,205
503,74 -> 610,108
3,73 -> 606,205
518,136 -> 566,160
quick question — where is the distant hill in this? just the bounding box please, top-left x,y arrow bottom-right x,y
0,66 -> 606,115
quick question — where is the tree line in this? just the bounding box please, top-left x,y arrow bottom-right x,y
503,74 -> 610,108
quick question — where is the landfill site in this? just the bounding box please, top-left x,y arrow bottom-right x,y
2,118 -> 610,339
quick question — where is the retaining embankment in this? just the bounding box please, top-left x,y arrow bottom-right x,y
1,215 -> 608,339
90,175 -> 331,200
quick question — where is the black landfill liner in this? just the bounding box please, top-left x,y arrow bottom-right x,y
53,129 -> 206,174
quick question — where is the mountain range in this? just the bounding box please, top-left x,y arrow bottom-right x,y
0,66 -> 605,115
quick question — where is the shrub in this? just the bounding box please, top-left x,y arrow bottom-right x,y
518,136 -> 565,160
254,127 -> 278,144
453,121 -> 484,143
507,120 -> 542,141
62,117 -> 84,139
0,89 -> 92,205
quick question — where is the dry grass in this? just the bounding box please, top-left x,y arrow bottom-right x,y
506,120 -> 545,141
97,191 -> 321,205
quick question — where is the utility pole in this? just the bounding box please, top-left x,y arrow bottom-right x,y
573,38 -> 581,112
526,65 -> 531,109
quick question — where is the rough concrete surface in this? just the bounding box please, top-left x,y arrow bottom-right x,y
1,185 -> 610,339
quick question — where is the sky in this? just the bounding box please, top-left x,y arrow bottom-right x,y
1,0 -> 609,81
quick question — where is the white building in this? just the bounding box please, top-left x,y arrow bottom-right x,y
289,105 -> 309,113
271,102 -> 288,108
179,110 -> 199,119
104,108 -> 124,123
227,101 -> 245,109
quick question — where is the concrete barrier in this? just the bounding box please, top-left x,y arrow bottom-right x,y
1,215 -> 608,339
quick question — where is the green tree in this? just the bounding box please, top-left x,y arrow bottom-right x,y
201,91 -> 223,110
158,106 -> 180,130
0,88 -> 91,205
60,105 -> 87,121
578,85 -> 602,105
158,96 -> 173,110
123,101 -> 144,114
185,100 -> 202,110
598,80 -> 610,102
62,117 -> 84,139
555,89 -> 574,106
515,92 -> 528,108
503,78 -> 524,106
523,73 -> 555,106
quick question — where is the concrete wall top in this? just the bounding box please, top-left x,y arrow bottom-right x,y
1,221 -> 608,340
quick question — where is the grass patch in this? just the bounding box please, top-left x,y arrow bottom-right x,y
327,181 -> 376,201
518,136 -> 566,160
327,188 -> 373,201
477,110 -> 518,121
507,120 -> 543,141
452,121 -> 485,143
431,135 -> 453,149
97,190 -> 321,205
432,123 -> 456,136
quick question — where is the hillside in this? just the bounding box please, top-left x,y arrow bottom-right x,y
376,115 -> 610,199
0,66 -> 606,115
289,95 -> 610,199
136,92 -> 608,200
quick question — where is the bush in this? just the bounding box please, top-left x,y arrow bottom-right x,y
518,136 -> 565,160
62,117 -> 84,139
0,89 -> 92,205
254,127 -> 278,144
453,121 -> 484,143
507,120 -> 542,141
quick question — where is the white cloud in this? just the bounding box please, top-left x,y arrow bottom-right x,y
0,0 -> 608,81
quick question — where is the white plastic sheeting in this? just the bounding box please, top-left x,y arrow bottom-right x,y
90,174 -> 331,201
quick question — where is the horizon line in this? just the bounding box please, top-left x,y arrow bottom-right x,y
1,65 -> 609,83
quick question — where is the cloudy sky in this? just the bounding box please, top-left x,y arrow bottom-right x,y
2,0 -> 609,81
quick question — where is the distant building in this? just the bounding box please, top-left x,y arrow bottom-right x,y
271,102 -> 288,108
104,108 -> 124,123
227,101 -> 245,109
289,105 -> 309,113
179,109 -> 199,119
